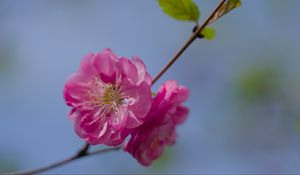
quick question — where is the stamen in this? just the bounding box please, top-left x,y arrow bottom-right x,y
81,75 -> 138,121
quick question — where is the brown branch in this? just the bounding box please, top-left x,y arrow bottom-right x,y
8,144 -> 121,175
76,143 -> 90,157
152,0 -> 227,85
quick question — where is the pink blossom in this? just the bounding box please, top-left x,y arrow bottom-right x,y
64,49 -> 152,146
124,80 -> 189,166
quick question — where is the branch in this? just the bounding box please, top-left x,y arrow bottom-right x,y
8,144 -> 121,175
152,0 -> 227,85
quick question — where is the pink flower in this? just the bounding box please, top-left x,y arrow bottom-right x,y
124,80 -> 189,166
64,49 -> 152,146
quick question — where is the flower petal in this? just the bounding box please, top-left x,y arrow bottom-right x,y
125,111 -> 143,129
92,49 -> 118,83
117,58 -> 138,85
132,56 -> 152,85
122,81 -> 152,119
80,53 -> 97,75
109,106 -> 128,130
172,106 -> 189,125
64,73 -> 90,108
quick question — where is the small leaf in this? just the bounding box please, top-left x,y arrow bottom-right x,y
157,0 -> 200,23
209,0 -> 242,24
201,27 -> 216,40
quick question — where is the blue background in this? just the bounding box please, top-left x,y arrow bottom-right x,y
1,0 -> 300,174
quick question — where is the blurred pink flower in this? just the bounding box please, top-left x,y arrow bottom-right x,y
124,80 -> 189,166
64,49 -> 152,146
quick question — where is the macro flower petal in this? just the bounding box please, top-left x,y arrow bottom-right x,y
93,49 -> 118,83
132,56 -> 152,85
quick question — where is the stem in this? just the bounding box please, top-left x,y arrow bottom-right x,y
152,0 -> 227,85
8,145 -> 121,175
76,143 -> 90,157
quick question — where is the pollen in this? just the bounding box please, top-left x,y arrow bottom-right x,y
102,84 -> 123,106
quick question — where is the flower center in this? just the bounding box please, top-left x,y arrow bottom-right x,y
101,84 -> 123,106
86,76 -> 136,117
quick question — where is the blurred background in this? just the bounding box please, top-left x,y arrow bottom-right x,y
1,0 -> 300,174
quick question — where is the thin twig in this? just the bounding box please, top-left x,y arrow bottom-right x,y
8,145 -> 121,175
76,143 -> 90,157
152,0 -> 227,85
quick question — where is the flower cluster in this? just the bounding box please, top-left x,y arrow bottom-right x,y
64,49 -> 189,166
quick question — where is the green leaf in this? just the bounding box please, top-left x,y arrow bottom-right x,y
201,27 -> 216,40
157,0 -> 200,23
209,0 -> 242,24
